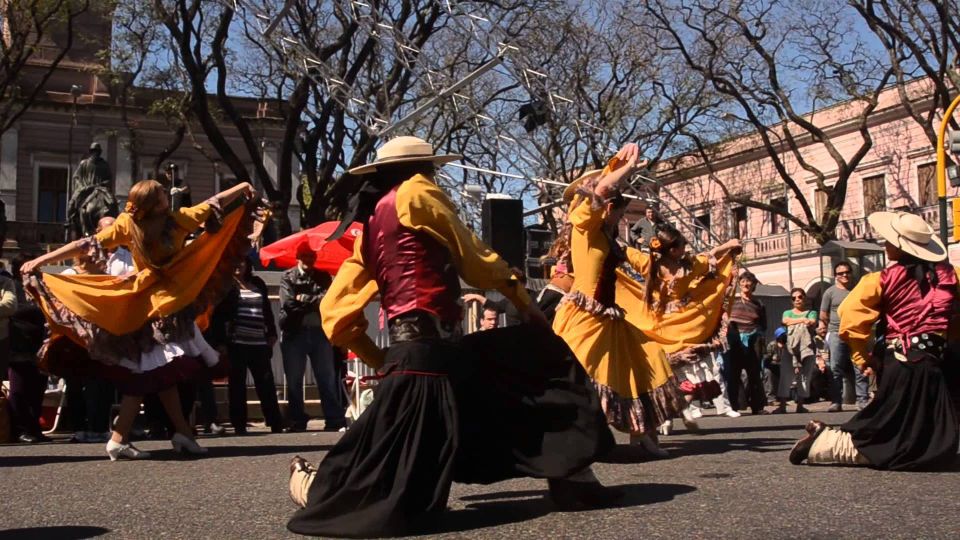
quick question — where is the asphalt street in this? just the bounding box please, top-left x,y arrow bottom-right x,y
2,401 -> 959,539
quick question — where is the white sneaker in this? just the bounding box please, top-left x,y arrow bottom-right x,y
723,410 -> 742,418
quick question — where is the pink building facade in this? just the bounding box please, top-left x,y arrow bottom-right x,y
644,82 -> 960,297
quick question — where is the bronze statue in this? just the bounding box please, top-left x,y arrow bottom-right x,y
68,142 -> 118,238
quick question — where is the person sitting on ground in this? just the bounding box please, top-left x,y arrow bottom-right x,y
790,211 -> 960,470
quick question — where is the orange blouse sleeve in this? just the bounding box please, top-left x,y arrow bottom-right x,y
173,202 -> 214,232
838,271 -> 883,369
94,213 -> 133,251
320,232 -> 384,369
567,196 -> 605,233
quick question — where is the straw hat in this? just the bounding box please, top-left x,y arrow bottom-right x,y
867,211 -> 946,262
347,136 -> 462,175
562,169 -> 603,203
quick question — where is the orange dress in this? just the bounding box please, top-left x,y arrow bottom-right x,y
551,196 -> 685,433
617,252 -> 736,398
27,199 -> 253,394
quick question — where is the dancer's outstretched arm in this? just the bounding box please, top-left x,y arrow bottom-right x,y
212,181 -> 256,207
320,234 -> 383,368
709,239 -> 742,261
838,271 -> 882,374
594,143 -> 647,199
20,240 -> 90,275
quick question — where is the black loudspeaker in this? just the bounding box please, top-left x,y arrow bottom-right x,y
524,226 -> 555,279
482,197 -> 524,269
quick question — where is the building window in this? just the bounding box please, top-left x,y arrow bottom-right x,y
37,166 -> 68,222
862,174 -> 886,215
694,213 -> 711,246
769,197 -> 787,234
918,162 -> 937,207
814,189 -> 828,221
731,207 -> 747,238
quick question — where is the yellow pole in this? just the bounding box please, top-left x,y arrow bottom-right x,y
936,93 -> 960,244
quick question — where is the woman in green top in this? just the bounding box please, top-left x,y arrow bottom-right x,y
774,288 -> 818,413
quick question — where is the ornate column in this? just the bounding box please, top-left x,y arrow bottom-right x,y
115,135 -> 133,207
0,126 -> 19,216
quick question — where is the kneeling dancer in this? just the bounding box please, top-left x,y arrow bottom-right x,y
287,136 -> 616,538
790,211 -> 959,470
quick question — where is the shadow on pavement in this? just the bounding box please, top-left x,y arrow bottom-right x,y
422,483 -> 695,535
0,526 -> 110,539
147,444 -> 337,461
598,436 -> 793,463
664,436 -> 793,457
0,455 -> 107,468
0,444 -> 336,467
687,423 -> 809,435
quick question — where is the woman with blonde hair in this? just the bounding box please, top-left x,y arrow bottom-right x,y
22,178 -> 258,460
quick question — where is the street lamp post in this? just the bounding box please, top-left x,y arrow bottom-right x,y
935,93 -> 960,245
65,84 -> 82,241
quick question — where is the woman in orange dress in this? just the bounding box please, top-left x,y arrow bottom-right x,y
616,225 -> 740,434
21,179 -> 257,460
552,143 -> 686,455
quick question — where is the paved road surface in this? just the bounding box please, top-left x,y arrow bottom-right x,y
2,402 -> 958,539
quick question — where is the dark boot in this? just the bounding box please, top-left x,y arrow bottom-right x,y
547,478 -> 624,511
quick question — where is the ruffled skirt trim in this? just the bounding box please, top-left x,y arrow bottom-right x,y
29,200 -> 255,375
592,376 -> 686,434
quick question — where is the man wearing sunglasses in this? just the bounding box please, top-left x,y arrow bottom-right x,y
818,261 -> 869,411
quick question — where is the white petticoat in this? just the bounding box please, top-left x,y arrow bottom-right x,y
674,352 -> 719,386
117,323 -> 220,374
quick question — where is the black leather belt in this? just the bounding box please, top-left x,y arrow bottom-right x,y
388,311 -> 461,343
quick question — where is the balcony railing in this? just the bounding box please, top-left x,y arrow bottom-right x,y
5,221 -> 70,251
740,204 -> 950,261
742,229 -> 817,260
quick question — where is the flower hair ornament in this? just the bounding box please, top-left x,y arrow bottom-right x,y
649,238 -> 662,250
124,200 -> 144,220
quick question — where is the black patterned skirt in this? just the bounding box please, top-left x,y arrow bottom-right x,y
286,323 -> 614,538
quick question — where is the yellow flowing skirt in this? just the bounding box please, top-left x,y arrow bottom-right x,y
552,302 -> 685,434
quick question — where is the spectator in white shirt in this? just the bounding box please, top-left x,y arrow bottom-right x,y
97,216 -> 135,277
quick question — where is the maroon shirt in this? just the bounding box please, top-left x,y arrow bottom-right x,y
880,262 -> 958,340
362,184 -> 462,324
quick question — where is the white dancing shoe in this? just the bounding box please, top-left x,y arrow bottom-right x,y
106,440 -> 152,461
629,433 -> 669,458
681,408 -> 701,432
171,433 -> 208,455
722,409 -> 741,418
688,404 -> 704,419
659,420 -> 673,436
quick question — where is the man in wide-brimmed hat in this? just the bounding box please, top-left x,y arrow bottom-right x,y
287,136 -> 619,537
789,211 -> 960,470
